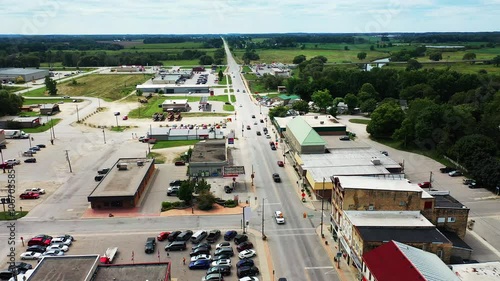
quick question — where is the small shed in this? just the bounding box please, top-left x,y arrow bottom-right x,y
40,104 -> 60,115
12,116 -> 41,128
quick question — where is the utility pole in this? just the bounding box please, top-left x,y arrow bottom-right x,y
76,105 -> 80,122
102,127 -> 106,144
242,206 -> 246,234
321,177 -> 325,238
65,150 -> 73,173
429,171 -> 433,191
261,198 -> 266,239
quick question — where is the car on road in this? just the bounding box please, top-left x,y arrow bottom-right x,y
167,186 -> 179,196
238,249 -> 256,259
20,252 -> 42,260
122,115 -> 128,120
190,254 -> 212,262
157,232 -> 171,241
246,125 -> 251,130
256,131 -> 261,136
174,161 -> 186,166
277,161 -> 284,167
237,266 -> 259,278
237,89 -> 240,92
94,175 -> 104,182
440,167 -> 455,173
189,259 -> 211,270
25,188 -> 45,194
24,158 -> 37,163
145,237 -> 156,254
211,259 -> 231,267
251,115 -> 255,118
36,144 -> 46,148
265,134 -> 271,139
380,151 -> 389,156
164,241 -> 186,251
339,136 -> 350,141
272,173 -> 281,183
236,242 -> 254,252
63,96 -> 70,98
207,265 -> 231,276
274,211 -> 285,224
97,168 -> 110,175
20,192 -> 39,199
42,250 -> 64,257
216,242 -> 230,250
449,170 -> 463,177
260,119 -> 264,123
26,245 -> 46,253
237,259 -> 255,268
224,230 -> 237,241
46,244 -> 69,252
6,159 -> 21,165
30,146 -> 40,151
418,182 -> 431,189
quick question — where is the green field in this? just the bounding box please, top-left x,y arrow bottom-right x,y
152,140 -> 200,149
160,60 -> 203,66
125,42 -> 205,50
242,65 -> 252,73
23,118 -> 61,133
218,75 -> 232,85
23,98 -> 83,105
23,87 -> 48,97
56,74 -> 152,101
384,61 -> 500,74
2,85 -> 24,93
349,118 -> 370,125
223,104 -> 234,111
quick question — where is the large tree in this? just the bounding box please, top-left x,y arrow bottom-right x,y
178,181 -> 194,204
199,55 -> 214,65
293,55 -> 307,64
291,100 -> 310,114
44,76 -> 58,96
366,101 -> 405,138
311,89 -> 333,112
357,52 -> 367,60
0,90 -> 24,116
462,52 -> 477,64
268,105 -> 289,119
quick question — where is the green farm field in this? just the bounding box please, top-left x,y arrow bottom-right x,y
384,61 -> 500,74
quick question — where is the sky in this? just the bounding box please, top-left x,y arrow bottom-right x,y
1,0 -> 499,35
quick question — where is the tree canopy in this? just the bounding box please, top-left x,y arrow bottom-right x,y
0,90 -> 24,117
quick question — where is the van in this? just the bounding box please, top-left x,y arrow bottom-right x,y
165,241 -> 186,251
191,230 -> 208,244
175,230 -> 193,242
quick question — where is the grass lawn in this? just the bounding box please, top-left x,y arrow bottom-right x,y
0,211 -> 28,220
219,76 -> 232,85
248,80 -> 268,94
23,87 -> 48,97
385,61 -> 500,74
23,119 -> 61,133
160,60 -> 201,66
147,152 -> 166,164
152,140 -> 200,149
182,112 -> 231,117
18,111 -> 41,117
57,74 -> 153,101
230,95 -> 236,102
223,89 -> 235,93
23,98 -> 83,105
244,73 -> 258,80
2,86 -> 24,93
125,42 -> 205,49
223,104 -> 234,111
242,65 -> 252,73
349,118 -> 370,125
110,126 -> 127,132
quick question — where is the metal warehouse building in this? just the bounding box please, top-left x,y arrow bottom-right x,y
0,68 -> 49,82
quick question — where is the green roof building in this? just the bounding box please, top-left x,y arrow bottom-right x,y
284,116 -> 326,154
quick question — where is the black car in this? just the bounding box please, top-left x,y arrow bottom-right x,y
224,230 -> 237,241
189,247 -> 210,257
36,144 -> 46,148
24,158 -> 36,163
237,266 -> 259,278
95,175 -> 104,181
167,231 -> 181,242
339,136 -> 350,141
212,254 -> 231,261
98,168 -> 110,175
237,259 -> 255,268
165,241 -> 186,251
11,262 -> 32,273
206,229 -> 221,243
0,270 -> 13,280
224,185 -> 233,194
440,166 -> 455,173
272,173 -> 281,183
27,245 -> 46,253
207,265 -> 231,276
234,234 -> 248,245
192,243 -> 211,251
145,237 -> 156,254
175,230 -> 194,241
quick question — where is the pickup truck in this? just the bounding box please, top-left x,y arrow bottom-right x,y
206,230 -> 221,243
100,247 -> 118,264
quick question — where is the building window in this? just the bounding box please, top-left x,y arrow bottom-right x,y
437,250 -> 443,258
424,201 -> 433,209
368,204 -> 374,211
399,201 -> 405,206
448,217 -> 456,223
437,217 -> 445,223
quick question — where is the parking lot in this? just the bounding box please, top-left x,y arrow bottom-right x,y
14,231 -> 263,281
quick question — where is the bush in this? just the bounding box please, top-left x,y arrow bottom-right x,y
161,201 -> 186,211
197,190 -> 216,210
224,199 -> 238,208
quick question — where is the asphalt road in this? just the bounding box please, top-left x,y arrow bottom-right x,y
223,39 -> 339,281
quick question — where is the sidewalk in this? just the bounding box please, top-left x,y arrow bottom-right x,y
315,226 -> 360,281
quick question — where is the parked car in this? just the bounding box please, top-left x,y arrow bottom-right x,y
174,161 -> 186,166
0,270 -> 13,280
26,245 -> 46,253
238,249 -> 256,259
10,262 -> 32,273
212,254 -> 231,262
24,158 -> 37,163
418,182 -> 431,189
189,247 -> 210,257
0,162 -> 13,169
207,265 -> 231,276
237,266 -> 259,278
440,167 -> 455,173
239,277 -> 259,281
6,159 -> 20,165
211,259 -> 231,267
29,146 -> 40,151
25,188 -> 45,194
224,185 -> 233,194
224,230 -> 237,241
339,136 -> 350,141
42,250 -> 64,257
165,241 -> 186,251
216,242 -> 231,250
189,259 -> 211,270
449,170 -> 463,177
237,242 -> 254,252
272,173 -> 281,183
56,234 -> 74,242
157,232 -> 171,241
237,259 -> 255,268
167,186 -> 179,196
206,230 -> 221,243
20,252 -> 42,260
192,243 -> 211,251
145,237 -> 156,254
167,231 -> 181,242
22,151 -> 34,157
190,254 -> 212,262
50,237 -> 71,246
20,192 -> 39,199
97,168 -> 110,175
202,273 -> 224,281
463,179 -> 474,185
36,144 -> 46,148
46,244 -> 69,252
94,175 -> 104,182
380,151 -> 389,156
170,180 -> 184,186
214,247 -> 234,257
234,234 -> 248,245
468,182 -> 480,189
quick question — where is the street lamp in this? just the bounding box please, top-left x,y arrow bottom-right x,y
321,177 -> 325,238
76,105 -> 80,122
102,127 -> 106,144
261,198 -> 267,240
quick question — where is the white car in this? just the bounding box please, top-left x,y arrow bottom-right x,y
238,249 -> 256,259
191,254 -> 212,262
211,259 -> 231,267
215,242 -> 231,250
6,159 -> 21,165
20,252 -> 42,260
46,244 -> 69,252
42,250 -> 64,257
25,188 -> 46,195
51,237 -> 71,246
265,134 -> 271,139
274,211 -> 285,224
239,277 -> 259,281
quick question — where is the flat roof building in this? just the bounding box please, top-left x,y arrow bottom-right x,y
136,84 -> 210,94
274,115 -> 346,136
0,68 -> 49,81
40,104 -> 60,115
283,116 -> 326,155
450,261 -> 500,281
87,158 -> 155,209
161,99 -> 190,112
147,127 -> 224,141
189,140 -> 228,177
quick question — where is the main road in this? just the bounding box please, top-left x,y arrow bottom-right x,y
223,39 -> 339,281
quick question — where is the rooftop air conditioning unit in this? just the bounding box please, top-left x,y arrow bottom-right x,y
314,116 -> 318,119
137,160 -> 144,166
320,121 -> 324,124
371,157 -> 381,165
117,163 -> 128,170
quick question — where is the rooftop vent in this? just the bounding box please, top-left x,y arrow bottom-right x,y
371,157 -> 381,165
320,121 -> 324,124
117,163 -> 128,170
314,116 -> 318,119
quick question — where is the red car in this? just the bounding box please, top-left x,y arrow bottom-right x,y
236,241 -> 254,252
277,161 -> 284,167
418,182 -> 431,189
174,161 -> 186,166
0,162 -> 13,169
157,232 -> 171,241
27,237 -> 51,246
20,192 -> 40,199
